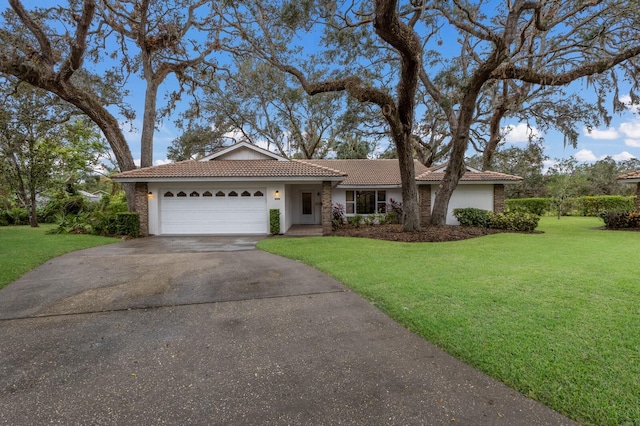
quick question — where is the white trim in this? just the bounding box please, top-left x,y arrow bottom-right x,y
199,141 -> 287,161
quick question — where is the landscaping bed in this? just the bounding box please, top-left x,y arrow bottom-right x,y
331,223 -> 506,242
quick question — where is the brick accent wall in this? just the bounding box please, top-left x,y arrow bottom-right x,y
637,183 -> 640,211
134,182 -> 149,237
418,185 -> 431,227
493,184 -> 505,213
322,181 -> 332,235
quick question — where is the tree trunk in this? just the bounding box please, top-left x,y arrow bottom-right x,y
430,94 -> 478,225
396,132 -> 420,231
28,186 -> 38,227
140,80 -> 159,168
482,106 -> 506,170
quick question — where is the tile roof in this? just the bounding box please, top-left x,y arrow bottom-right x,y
112,157 -> 522,184
112,160 -> 346,180
301,159 -> 429,186
617,170 -> 640,181
416,166 -> 522,182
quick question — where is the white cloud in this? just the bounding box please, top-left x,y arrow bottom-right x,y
611,151 -> 637,161
624,138 -> 640,148
574,149 -> 598,162
133,158 -> 141,167
154,159 -> 172,166
502,123 -> 541,144
620,121 -> 640,139
583,127 -> 619,140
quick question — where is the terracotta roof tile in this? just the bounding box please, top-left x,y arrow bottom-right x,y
416,167 -> 522,182
112,160 -> 346,180
112,157 -> 522,184
617,170 -> 640,180
301,159 -> 429,186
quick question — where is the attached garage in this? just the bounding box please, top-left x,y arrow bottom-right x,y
159,188 -> 267,235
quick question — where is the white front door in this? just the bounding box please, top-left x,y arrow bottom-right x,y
300,191 -> 315,224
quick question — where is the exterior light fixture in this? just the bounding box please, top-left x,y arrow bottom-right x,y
147,191 -> 153,199
275,190 -> 280,199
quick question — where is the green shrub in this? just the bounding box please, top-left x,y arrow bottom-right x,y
600,211 -> 640,229
347,214 -> 363,228
505,198 -> 550,215
453,208 -> 491,227
384,211 -> 400,224
487,211 -> 540,232
575,196 -> 636,216
454,208 -> 540,232
269,209 -> 280,234
0,208 -> 29,225
114,212 -> 139,237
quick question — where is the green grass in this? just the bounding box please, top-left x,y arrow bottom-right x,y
258,217 -> 640,425
0,225 -> 117,290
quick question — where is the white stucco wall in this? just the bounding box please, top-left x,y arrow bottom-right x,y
430,184 -> 494,225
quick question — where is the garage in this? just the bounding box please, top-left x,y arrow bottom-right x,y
159,188 -> 267,235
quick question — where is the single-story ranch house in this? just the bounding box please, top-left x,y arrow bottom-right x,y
617,170 -> 640,211
112,142 -> 522,236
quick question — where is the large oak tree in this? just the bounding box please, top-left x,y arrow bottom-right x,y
225,0 -> 640,228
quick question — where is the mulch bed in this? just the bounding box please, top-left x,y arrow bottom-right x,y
330,224 -> 507,242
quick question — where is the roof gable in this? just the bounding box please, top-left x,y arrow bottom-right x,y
199,141 -> 287,161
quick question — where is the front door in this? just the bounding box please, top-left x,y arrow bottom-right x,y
301,191 -> 315,224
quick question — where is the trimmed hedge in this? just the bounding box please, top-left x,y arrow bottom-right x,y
269,209 -> 281,234
576,196 -> 635,216
453,208 -> 540,232
488,212 -> 540,232
452,208 -> 491,227
505,198 -> 550,216
506,195 -> 636,216
110,212 -> 140,237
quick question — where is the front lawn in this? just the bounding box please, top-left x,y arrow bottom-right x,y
0,225 -> 117,290
258,217 -> 640,425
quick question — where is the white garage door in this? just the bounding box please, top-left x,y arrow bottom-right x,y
159,188 -> 267,235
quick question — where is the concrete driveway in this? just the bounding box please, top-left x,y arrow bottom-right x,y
0,236 -> 576,425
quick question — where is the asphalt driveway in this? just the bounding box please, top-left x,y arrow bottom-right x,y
0,236 -> 576,425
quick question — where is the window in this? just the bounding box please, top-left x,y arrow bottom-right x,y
163,191 -> 174,197
345,190 -> 387,214
228,191 -> 238,197
377,191 -> 387,213
190,191 -> 200,197
241,191 -> 251,197
216,191 -> 225,197
203,191 -> 213,197
176,191 -> 187,197
254,191 -> 264,197
346,190 -> 354,214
